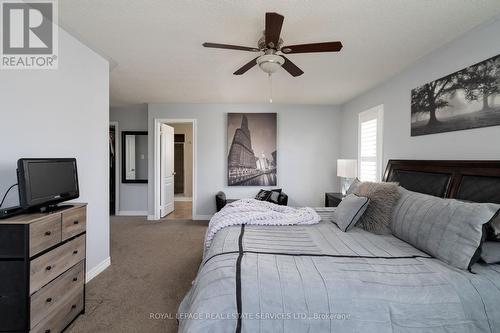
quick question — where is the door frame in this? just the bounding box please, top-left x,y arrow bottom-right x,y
153,118 -> 197,220
109,121 -> 120,215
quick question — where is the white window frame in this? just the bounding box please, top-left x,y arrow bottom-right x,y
357,105 -> 384,181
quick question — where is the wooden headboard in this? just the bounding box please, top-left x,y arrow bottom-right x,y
383,160 -> 500,204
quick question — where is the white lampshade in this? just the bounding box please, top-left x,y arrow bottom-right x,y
337,159 -> 358,178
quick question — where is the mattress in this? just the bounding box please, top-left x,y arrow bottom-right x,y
178,219 -> 500,333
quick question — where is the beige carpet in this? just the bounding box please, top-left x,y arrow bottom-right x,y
67,216 -> 207,333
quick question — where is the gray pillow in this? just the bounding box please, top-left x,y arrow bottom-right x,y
392,187 -> 500,270
332,194 -> 370,232
481,242 -> 500,264
346,178 -> 361,195
352,181 -> 400,233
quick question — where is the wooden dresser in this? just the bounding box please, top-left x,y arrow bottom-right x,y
0,204 -> 87,333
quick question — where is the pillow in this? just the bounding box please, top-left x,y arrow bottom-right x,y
332,194 -> 370,232
346,178 -> 361,195
267,189 -> 282,204
481,242 -> 500,264
391,186 -> 500,270
255,190 -> 272,201
352,181 -> 400,233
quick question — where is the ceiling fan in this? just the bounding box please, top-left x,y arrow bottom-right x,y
202,12 -> 343,77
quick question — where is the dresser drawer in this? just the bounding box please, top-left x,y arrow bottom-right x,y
61,207 -> 86,241
30,235 -> 86,294
30,260 -> 84,328
30,287 -> 84,333
30,215 -> 62,257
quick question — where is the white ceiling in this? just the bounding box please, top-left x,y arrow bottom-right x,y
59,0 -> 500,106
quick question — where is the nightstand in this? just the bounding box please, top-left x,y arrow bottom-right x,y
325,192 -> 344,207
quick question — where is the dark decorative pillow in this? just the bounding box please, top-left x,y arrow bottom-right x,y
267,189 -> 282,204
255,189 -> 272,201
481,242 -> 500,264
486,215 -> 500,241
353,181 -> 400,233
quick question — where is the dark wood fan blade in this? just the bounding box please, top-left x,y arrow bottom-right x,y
265,12 -> 284,48
282,56 -> 304,77
233,57 -> 259,75
203,42 -> 260,52
281,41 -> 343,54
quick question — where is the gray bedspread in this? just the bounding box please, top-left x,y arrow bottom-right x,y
178,219 -> 500,333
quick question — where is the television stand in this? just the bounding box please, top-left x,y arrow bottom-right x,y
0,203 -> 87,332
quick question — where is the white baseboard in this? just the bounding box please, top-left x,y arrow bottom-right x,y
86,257 -> 111,283
147,215 -> 156,220
174,197 -> 192,202
193,214 -> 212,221
118,210 -> 148,216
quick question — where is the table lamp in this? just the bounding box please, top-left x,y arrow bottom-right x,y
337,159 -> 358,195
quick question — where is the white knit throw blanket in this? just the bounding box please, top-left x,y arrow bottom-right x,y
204,199 -> 320,255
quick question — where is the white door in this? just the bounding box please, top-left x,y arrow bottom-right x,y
160,124 -> 175,217
125,135 -> 136,180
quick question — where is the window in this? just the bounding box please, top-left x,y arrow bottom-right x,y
358,105 -> 384,182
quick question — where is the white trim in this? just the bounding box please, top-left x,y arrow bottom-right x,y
193,215 -> 212,221
110,121 -> 120,214
154,119 -> 197,221
86,257 -> 111,283
147,215 -> 156,220
174,197 -> 192,202
118,210 -> 148,216
357,105 -> 384,181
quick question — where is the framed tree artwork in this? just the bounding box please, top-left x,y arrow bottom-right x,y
227,113 -> 277,186
411,54 -> 500,136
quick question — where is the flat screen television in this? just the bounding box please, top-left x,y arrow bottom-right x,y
17,158 -> 79,209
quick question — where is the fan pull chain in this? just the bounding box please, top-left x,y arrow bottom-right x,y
268,73 -> 273,103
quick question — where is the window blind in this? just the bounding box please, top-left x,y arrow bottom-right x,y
358,106 -> 383,182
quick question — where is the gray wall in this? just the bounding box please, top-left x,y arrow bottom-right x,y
110,104 -> 149,214
0,29 -> 110,275
340,17 -> 500,170
148,104 -> 342,218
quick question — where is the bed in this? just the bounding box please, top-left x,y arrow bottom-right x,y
178,160 -> 500,333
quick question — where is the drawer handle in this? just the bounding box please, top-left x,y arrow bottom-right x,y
73,250 -> 78,255
73,277 -> 78,282
71,304 -> 77,309
45,265 -> 52,271
73,220 -> 79,225
45,231 -> 52,236
46,297 -> 52,303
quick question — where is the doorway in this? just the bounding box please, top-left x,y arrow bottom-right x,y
154,119 -> 196,220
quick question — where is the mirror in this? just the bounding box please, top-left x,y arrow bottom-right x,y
122,131 -> 148,183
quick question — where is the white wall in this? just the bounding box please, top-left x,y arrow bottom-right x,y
148,104 -> 342,218
0,29 -> 110,275
340,17 -> 500,169
109,104 -> 149,214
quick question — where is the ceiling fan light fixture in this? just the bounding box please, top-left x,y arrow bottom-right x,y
257,54 -> 285,74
